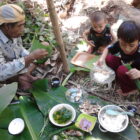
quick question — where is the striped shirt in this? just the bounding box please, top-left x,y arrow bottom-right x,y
0,29 -> 29,81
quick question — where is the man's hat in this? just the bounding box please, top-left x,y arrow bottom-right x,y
0,4 -> 25,25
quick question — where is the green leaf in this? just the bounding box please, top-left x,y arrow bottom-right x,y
125,64 -> 140,91
68,48 -> 89,72
20,96 -> 44,140
32,79 -> 49,91
30,39 -> 53,64
31,79 -> 80,113
0,82 -> 17,115
68,47 -> 99,72
84,55 -> 100,69
0,103 -> 32,140
31,85 -> 78,116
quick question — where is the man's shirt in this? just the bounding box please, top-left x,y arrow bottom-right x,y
0,29 -> 29,81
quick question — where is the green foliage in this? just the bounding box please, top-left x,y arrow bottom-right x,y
0,82 -> 17,115
30,39 -> 53,64
20,96 -> 44,140
0,104 -> 32,140
21,1 -> 57,50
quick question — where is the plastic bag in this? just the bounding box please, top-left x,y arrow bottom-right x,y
90,63 -> 115,89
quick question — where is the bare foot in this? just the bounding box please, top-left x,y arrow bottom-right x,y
116,89 -> 139,96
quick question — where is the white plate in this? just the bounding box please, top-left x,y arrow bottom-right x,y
49,104 -> 76,127
8,118 -> 25,135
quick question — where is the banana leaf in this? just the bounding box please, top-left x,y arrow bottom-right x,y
31,79 -> 138,140
30,39 -> 53,64
0,96 -> 44,140
20,96 -> 44,140
31,79 -> 79,116
0,103 -> 32,140
0,82 -> 17,115
68,47 -> 90,72
84,55 -> 100,69
68,47 -> 100,72
32,78 -> 49,91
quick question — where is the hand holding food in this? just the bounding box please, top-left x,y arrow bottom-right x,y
30,49 -> 48,60
96,57 -> 104,66
126,68 -> 140,79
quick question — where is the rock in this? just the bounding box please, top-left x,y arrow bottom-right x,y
132,0 -> 140,8
102,0 -> 140,27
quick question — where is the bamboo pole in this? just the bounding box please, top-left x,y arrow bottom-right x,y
46,0 -> 69,73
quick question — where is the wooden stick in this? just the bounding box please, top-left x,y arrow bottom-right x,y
86,89 -> 140,105
46,0 -> 69,73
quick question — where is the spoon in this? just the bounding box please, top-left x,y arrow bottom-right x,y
106,109 -> 134,117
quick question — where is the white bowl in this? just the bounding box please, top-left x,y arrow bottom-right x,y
49,104 -> 76,127
98,105 -> 129,133
8,118 -> 25,135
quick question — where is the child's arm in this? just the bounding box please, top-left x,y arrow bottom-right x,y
97,47 -> 109,66
110,29 -> 117,44
83,29 -> 95,47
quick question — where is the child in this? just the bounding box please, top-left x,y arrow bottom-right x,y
83,11 -> 115,54
97,20 -> 140,96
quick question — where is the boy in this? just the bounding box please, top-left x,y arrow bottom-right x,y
83,11 -> 115,54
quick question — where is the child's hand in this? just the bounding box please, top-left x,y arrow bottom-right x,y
96,58 -> 104,66
88,40 -> 95,47
87,45 -> 93,53
126,68 -> 140,79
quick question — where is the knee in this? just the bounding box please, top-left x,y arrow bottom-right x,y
117,65 -> 128,77
105,55 -> 113,64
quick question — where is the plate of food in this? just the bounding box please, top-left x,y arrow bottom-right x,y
49,104 -> 76,127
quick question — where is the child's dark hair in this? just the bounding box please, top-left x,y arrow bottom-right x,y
117,20 -> 139,43
89,11 -> 107,23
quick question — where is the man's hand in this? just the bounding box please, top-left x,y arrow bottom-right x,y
18,73 -> 40,90
25,49 -> 48,66
30,49 -> 48,60
126,68 -> 140,79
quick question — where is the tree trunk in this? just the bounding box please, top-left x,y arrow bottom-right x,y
46,0 -> 69,73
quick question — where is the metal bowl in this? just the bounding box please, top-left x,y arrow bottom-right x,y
98,105 -> 129,133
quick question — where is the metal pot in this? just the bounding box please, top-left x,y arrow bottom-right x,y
98,105 -> 129,133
